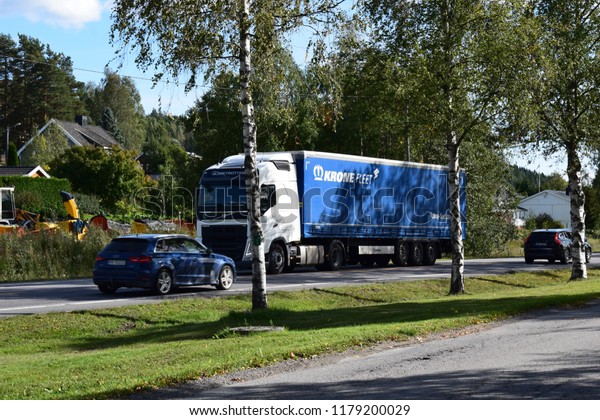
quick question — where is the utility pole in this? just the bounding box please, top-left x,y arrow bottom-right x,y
4,123 -> 20,165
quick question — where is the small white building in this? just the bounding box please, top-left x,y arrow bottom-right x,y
519,190 -> 571,228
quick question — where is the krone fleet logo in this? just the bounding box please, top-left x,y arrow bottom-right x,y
312,163 -> 379,185
313,164 -> 324,181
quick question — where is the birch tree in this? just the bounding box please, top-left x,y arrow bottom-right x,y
363,0 -> 531,294
527,1 -> 600,280
110,0 -> 345,309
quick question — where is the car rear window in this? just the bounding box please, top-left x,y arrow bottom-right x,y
530,232 -> 556,241
103,238 -> 150,253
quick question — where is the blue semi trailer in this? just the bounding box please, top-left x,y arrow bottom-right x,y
197,151 -> 466,274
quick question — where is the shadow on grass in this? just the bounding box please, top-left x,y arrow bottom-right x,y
68,291 -> 600,352
470,277 -> 536,288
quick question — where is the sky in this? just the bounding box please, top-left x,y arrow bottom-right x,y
0,0 -> 202,116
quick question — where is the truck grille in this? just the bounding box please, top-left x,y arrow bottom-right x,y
201,224 -> 247,262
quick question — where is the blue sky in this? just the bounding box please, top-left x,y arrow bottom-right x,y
0,0 -> 201,115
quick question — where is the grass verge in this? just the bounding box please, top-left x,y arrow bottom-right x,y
1,268 -> 599,399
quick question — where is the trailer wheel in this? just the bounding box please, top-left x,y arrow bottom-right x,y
423,242 -> 437,265
409,242 -> 424,266
392,242 -> 409,266
267,243 -> 286,275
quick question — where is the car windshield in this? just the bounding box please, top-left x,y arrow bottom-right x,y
103,238 -> 150,253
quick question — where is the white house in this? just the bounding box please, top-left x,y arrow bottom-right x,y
519,190 -> 571,228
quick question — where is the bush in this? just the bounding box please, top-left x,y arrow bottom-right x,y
0,176 -> 72,219
525,212 -> 564,230
0,227 -> 115,282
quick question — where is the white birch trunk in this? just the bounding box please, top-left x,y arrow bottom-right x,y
447,140 -> 465,294
567,151 -> 587,280
240,0 -> 268,309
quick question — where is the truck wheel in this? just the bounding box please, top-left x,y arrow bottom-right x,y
267,243 -> 285,275
392,242 -> 408,266
423,242 -> 437,265
325,241 -> 344,271
409,242 -> 424,266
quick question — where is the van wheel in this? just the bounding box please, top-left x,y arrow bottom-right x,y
267,243 -> 285,275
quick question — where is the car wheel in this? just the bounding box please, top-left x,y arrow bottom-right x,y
525,257 -> 534,264
392,242 -> 408,266
155,269 -> 174,295
98,284 -> 118,294
267,243 -> 285,275
216,265 -> 234,290
548,258 -> 555,263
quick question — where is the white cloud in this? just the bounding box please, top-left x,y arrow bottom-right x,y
0,0 -> 111,29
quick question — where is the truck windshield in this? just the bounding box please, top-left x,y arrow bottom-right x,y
197,181 -> 248,219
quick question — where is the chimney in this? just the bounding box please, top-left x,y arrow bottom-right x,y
75,116 -> 88,126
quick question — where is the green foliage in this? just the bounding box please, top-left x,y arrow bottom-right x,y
100,107 -> 126,146
49,147 -> 152,213
0,176 -> 71,218
19,124 -> 70,167
0,228 -> 114,282
0,33 -> 86,146
83,69 -> 146,151
510,165 -> 568,197
524,212 -> 564,230
7,142 -> 19,166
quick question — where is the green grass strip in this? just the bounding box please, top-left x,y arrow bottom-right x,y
1,268 -> 599,399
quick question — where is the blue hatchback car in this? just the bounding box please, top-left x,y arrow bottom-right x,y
93,234 -> 236,295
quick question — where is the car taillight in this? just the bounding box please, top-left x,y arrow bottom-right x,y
95,256 -> 106,262
524,235 -> 531,244
554,233 -> 561,245
128,256 -> 153,263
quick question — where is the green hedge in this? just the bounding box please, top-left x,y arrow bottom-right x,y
0,176 -> 72,220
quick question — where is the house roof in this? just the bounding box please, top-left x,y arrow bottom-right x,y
519,190 -> 570,205
17,117 -> 120,157
0,165 -> 51,178
56,120 -> 118,148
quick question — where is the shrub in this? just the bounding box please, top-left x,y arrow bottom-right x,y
0,227 -> 115,282
0,176 -> 72,219
525,212 -> 564,230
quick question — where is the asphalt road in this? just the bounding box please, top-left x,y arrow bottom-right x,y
133,299 -> 600,400
0,256 -> 589,317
